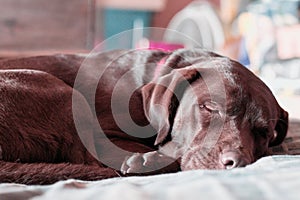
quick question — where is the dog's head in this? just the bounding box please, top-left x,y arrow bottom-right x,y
142,49 -> 288,170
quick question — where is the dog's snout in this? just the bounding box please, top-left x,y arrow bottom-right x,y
220,151 -> 247,169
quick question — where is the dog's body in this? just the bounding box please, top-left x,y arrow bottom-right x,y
0,49 -> 288,184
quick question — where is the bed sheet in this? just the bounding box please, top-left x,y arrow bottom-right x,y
0,155 -> 300,200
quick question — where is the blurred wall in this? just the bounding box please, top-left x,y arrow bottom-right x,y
152,0 -> 220,28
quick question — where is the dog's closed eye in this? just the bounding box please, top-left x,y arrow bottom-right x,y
199,101 -> 220,114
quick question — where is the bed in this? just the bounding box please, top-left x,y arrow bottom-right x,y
0,119 -> 299,200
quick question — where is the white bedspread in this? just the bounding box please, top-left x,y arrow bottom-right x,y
1,155 -> 300,200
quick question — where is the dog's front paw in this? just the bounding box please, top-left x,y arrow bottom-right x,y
120,151 -> 179,175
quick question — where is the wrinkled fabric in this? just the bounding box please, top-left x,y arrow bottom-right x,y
0,155 -> 300,200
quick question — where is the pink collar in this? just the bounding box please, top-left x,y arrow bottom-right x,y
153,56 -> 168,81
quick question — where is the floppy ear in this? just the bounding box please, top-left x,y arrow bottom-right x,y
269,108 -> 289,147
141,67 -> 200,146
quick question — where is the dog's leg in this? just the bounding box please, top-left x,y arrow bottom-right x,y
0,161 -> 120,185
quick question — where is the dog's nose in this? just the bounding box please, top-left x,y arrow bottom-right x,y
220,151 -> 247,169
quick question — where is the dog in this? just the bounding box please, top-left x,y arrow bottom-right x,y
0,49 -> 288,184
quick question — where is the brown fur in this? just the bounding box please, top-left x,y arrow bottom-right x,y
0,49 -> 288,184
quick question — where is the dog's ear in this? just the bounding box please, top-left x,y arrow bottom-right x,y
141,49 -> 223,146
269,108 -> 289,147
141,67 -> 200,146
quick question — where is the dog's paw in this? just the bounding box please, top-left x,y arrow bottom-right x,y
120,151 -> 179,175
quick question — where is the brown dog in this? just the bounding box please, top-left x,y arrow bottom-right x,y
0,49 -> 288,184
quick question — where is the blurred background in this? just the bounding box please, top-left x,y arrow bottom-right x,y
0,0 -> 299,119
